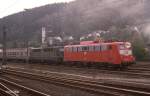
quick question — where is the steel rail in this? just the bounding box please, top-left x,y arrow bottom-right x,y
0,78 -> 50,96
0,88 -> 15,96
128,67 -> 150,72
2,70 -> 119,96
0,83 -> 18,96
5,66 -> 150,78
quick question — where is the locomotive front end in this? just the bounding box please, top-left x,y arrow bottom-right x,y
118,42 -> 135,65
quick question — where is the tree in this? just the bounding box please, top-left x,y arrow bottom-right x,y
132,40 -> 149,61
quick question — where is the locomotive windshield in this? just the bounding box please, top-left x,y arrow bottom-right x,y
119,42 -> 131,49
118,43 -> 133,56
119,44 -> 126,49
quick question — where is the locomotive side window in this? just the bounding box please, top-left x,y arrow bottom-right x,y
101,45 -> 107,51
77,47 -> 79,52
89,46 -> 93,51
73,47 -> 77,52
78,47 -> 82,52
94,45 -> 100,51
82,46 -> 89,51
71,47 -> 73,52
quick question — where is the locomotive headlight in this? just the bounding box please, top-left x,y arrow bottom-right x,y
119,50 -> 132,55
125,42 -> 131,48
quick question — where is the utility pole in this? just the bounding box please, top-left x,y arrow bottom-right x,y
41,27 -> 46,63
2,26 -> 7,66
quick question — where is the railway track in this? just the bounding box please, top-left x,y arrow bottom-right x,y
4,65 -> 150,81
0,82 -> 17,96
4,62 -> 150,75
128,67 -> 150,72
130,63 -> 150,68
0,77 -> 50,96
6,63 -> 150,77
2,67 -> 150,96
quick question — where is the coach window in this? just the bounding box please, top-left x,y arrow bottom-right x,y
17,52 -> 19,55
44,48 -> 49,52
33,49 -> 41,52
49,48 -> 53,51
24,52 -> 26,55
21,52 -> 23,56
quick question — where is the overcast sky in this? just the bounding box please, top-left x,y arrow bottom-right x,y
0,0 -> 74,18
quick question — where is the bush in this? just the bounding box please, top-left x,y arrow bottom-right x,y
132,43 -> 149,61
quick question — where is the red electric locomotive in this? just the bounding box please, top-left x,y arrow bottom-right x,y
64,40 -> 135,68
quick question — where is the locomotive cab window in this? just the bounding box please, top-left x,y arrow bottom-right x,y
119,44 -> 125,49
